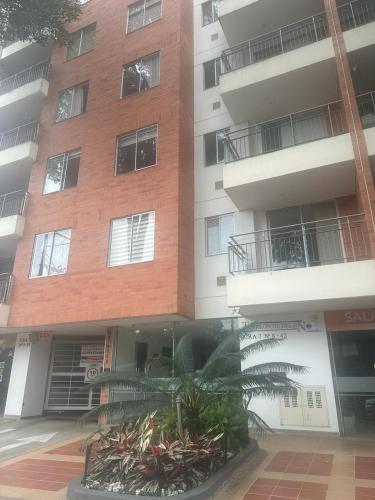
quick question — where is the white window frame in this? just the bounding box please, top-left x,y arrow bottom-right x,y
121,52 -> 160,97
43,150 -> 80,195
30,229 -> 72,278
205,213 -> 234,256
126,0 -> 162,33
203,57 -> 221,89
55,82 -> 88,122
202,0 -> 219,26
66,23 -> 96,60
108,211 -> 156,267
115,124 -> 158,175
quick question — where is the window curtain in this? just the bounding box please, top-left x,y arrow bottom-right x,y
140,53 -> 160,90
293,109 -> 329,145
71,86 -> 85,117
145,0 -> 161,25
128,1 -> 144,32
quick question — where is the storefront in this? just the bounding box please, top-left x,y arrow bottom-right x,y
326,308 -> 375,436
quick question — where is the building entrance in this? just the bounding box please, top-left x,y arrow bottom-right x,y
329,330 -> 375,436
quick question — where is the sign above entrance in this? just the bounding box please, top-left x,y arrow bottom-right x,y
325,309 -> 375,332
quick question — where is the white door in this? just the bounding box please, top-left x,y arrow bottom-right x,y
280,386 -> 329,427
280,391 -> 304,426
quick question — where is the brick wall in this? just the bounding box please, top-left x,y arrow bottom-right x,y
8,0 -> 195,328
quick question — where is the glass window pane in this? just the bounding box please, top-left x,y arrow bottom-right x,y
139,54 -> 160,91
66,31 -> 81,60
31,233 -> 48,277
44,155 -> 65,194
80,24 -> 96,54
117,132 -> 137,174
136,126 -> 157,169
204,60 -> 216,89
217,130 -> 227,163
123,63 -> 140,97
206,217 -> 220,255
64,153 -> 80,189
131,212 -> 155,262
145,0 -> 161,25
128,1 -> 144,32
202,1 -> 213,26
204,132 -> 217,166
56,88 -> 74,122
49,229 -> 71,276
219,214 -> 234,253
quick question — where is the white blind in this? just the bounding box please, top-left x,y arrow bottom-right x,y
109,211 -> 155,267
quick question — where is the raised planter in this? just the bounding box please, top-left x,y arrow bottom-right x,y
67,439 -> 258,500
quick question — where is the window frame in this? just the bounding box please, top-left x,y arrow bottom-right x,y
55,81 -> 89,123
121,52 -> 160,98
203,57 -> 221,89
202,0 -> 219,27
205,213 -> 234,256
29,228 -> 72,279
43,149 -> 81,195
108,211 -> 156,268
115,124 -> 158,176
126,0 -> 162,33
66,23 -> 96,61
204,128 -> 229,167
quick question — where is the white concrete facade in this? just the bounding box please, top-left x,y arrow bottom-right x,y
0,141 -> 38,171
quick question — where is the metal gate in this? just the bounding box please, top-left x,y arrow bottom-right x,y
45,337 -> 105,411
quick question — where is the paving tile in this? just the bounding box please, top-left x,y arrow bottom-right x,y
356,486 -> 375,499
356,457 -> 375,481
45,439 -> 85,456
243,478 -> 328,500
265,451 -> 333,477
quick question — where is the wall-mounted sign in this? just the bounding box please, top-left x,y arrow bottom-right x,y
242,317 -> 322,340
84,364 -> 101,383
16,335 -> 32,348
80,344 -> 104,367
325,309 -> 375,332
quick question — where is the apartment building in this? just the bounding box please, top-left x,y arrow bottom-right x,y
0,0 -> 374,437
194,0 -> 375,436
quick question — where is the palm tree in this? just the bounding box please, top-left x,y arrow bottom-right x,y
81,323 -> 307,433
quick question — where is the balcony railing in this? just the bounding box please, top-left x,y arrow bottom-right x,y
0,122 -> 39,152
0,274 -> 12,305
221,13 -> 328,74
357,90 -> 375,129
0,190 -> 28,219
338,0 -> 375,31
229,214 -> 371,274
0,60 -> 50,96
223,101 -> 347,162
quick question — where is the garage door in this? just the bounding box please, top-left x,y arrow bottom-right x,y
45,337 -> 105,411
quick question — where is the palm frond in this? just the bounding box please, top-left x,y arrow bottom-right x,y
79,372 -> 174,395
243,362 -> 308,376
240,338 -> 283,360
244,408 -> 273,435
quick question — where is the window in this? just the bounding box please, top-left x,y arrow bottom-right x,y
204,58 -> 221,89
204,129 -> 228,166
127,0 -> 162,33
116,125 -> 157,175
43,150 -> 80,194
30,229 -> 72,277
122,53 -> 160,97
202,0 -> 218,26
206,214 -> 234,255
56,82 -> 89,122
66,24 -> 96,60
109,211 -> 155,266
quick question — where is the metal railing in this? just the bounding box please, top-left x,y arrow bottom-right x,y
0,190 -> 28,219
221,12 -> 328,74
223,101 -> 347,162
229,214 -> 371,274
0,274 -> 12,305
338,0 -> 375,31
0,122 -> 39,151
0,60 -> 50,96
357,90 -> 375,129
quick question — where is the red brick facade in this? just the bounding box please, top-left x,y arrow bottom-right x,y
8,0 -> 195,328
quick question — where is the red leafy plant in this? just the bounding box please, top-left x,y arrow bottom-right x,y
85,412 -> 225,496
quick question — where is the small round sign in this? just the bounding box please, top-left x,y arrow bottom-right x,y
85,366 -> 99,381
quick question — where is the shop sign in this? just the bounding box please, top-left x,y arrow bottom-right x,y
325,309 -> 375,332
80,344 -> 104,367
242,318 -> 321,340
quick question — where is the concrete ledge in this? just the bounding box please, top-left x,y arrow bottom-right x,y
67,439 -> 258,500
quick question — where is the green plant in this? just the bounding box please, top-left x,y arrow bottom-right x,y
85,413 -> 225,496
82,323 -> 306,435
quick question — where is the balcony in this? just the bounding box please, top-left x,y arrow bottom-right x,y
227,215 -> 375,314
338,0 -> 375,32
0,61 -> 50,128
222,100 -> 356,210
0,122 -> 39,172
1,40 -> 52,75
220,13 -> 337,123
0,191 -> 28,260
0,274 -> 12,327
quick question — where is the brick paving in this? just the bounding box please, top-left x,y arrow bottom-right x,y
265,451 -> 334,476
356,487 -> 375,499
355,457 -> 375,481
44,439 -> 85,457
243,478 -> 328,499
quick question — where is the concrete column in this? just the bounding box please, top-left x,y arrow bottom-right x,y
5,333 -> 51,417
